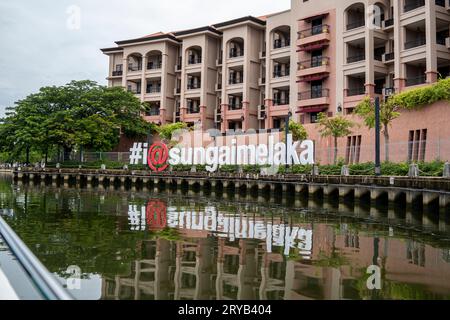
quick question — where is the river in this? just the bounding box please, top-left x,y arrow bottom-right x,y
0,174 -> 449,300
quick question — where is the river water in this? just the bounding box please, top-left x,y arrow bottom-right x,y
0,174 -> 449,300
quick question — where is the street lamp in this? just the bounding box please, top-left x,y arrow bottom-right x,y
375,97 -> 381,176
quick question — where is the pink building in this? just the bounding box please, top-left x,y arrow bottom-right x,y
102,0 -> 450,163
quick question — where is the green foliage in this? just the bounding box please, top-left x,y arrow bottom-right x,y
288,120 -> 308,141
0,80 -> 155,162
355,97 -> 401,130
157,122 -> 188,141
317,113 -> 355,139
390,77 -> 450,110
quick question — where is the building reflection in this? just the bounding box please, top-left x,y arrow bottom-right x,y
101,203 -> 450,300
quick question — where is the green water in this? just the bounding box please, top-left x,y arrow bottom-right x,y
1,174 -> 450,300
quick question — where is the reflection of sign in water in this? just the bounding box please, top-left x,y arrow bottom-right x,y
167,207 -> 313,258
128,200 -> 167,231
146,200 -> 167,229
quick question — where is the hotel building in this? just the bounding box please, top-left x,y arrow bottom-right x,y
101,0 -> 450,163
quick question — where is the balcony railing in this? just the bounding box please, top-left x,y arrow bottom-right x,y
273,69 -> 290,78
147,61 -> 162,70
273,39 -> 290,49
406,75 -> 426,86
229,48 -> 244,58
298,57 -> 330,69
175,87 -> 181,94
128,64 -> 142,72
384,52 -> 395,61
298,24 -> 330,39
404,37 -> 426,49
146,87 -> 161,94
298,89 -> 330,100
404,0 -> 425,12
187,105 -> 200,114
383,18 -> 394,28
188,56 -> 202,65
112,71 -> 123,76
273,98 -> 290,106
229,78 -> 243,85
228,103 -> 243,111
346,87 -> 366,96
145,109 -> 160,116
187,83 -> 201,90
437,34 -> 447,45
128,88 -> 141,94
347,53 -> 365,64
346,19 -> 365,31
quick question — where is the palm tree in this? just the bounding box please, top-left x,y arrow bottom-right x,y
317,113 -> 355,164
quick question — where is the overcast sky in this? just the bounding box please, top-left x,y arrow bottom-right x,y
0,0 -> 290,117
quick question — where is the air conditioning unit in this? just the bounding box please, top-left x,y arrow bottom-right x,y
257,105 -> 266,120
214,109 -> 222,123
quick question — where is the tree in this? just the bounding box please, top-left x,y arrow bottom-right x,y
157,122 -> 188,141
0,80 -> 156,163
317,113 -> 355,164
354,97 -> 400,162
288,120 -> 308,141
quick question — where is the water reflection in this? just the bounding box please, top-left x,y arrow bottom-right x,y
1,175 -> 450,300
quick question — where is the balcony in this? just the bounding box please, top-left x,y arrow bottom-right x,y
297,57 -> 330,81
346,19 -> 365,31
259,51 -> 266,59
383,19 -> 394,30
258,77 -> 266,86
405,37 -> 426,50
145,108 -> 160,117
112,71 -> 123,77
273,98 -> 290,106
188,56 -> 202,65
404,0 -> 425,13
174,87 -> 181,95
187,105 -> 200,114
297,25 -> 331,52
382,52 -> 395,63
273,39 -> 290,49
229,48 -> 244,59
347,53 -> 365,64
345,87 -> 365,97
297,89 -> 330,110
215,83 -> 222,91
446,37 -> 450,49
187,83 -> 201,90
146,87 -> 161,94
128,64 -> 142,72
436,0 -> 446,7
147,61 -> 162,70
173,110 -> 181,122
228,78 -> 243,85
437,34 -> 447,46
128,88 -> 141,95
228,103 -> 243,111
406,75 -> 426,87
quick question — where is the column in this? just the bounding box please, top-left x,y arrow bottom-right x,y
365,10 -> 375,96
141,55 -> 147,102
425,0 -> 438,83
393,0 -> 405,91
122,57 -> 128,88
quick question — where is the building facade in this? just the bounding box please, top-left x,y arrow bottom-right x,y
102,0 -> 450,163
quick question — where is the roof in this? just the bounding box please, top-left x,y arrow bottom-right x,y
212,16 -> 266,29
115,33 -> 181,46
173,26 -> 222,37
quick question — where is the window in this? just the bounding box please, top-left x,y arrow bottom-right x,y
408,129 -> 427,162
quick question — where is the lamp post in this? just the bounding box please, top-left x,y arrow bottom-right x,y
285,111 -> 293,171
375,97 -> 381,176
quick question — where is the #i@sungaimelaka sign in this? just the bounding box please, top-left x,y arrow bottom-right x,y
129,134 -> 315,173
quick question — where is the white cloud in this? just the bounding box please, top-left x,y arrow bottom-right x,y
0,0 -> 290,117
